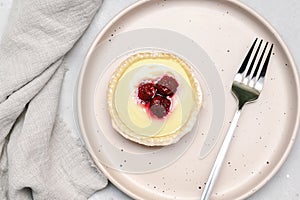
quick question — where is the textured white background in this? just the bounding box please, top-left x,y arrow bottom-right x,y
0,0 -> 299,199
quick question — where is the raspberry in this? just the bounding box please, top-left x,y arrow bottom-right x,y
156,75 -> 179,97
138,82 -> 156,102
150,96 -> 171,118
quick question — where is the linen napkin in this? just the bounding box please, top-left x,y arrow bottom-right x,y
0,0 -> 108,199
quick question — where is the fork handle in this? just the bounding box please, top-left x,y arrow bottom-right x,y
200,109 -> 242,200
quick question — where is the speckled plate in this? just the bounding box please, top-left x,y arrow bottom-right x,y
76,0 -> 300,199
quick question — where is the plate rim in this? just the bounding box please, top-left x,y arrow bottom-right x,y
76,0 -> 300,199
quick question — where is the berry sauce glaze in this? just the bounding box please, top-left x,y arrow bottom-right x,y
136,75 -> 179,119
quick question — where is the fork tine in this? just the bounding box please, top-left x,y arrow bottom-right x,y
237,38 -> 258,74
245,39 -> 263,77
251,41 -> 269,79
253,43 -> 273,91
258,43 -> 273,80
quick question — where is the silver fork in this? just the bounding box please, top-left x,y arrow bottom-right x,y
200,38 -> 273,200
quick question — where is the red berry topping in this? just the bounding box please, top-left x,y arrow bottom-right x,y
138,82 -> 156,102
150,96 -> 171,118
156,75 -> 179,97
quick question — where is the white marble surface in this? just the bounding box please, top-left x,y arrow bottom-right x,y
1,0 -> 300,199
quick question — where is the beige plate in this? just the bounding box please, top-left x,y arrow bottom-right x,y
77,0 -> 300,199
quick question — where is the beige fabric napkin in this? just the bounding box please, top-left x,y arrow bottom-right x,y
0,0 -> 108,199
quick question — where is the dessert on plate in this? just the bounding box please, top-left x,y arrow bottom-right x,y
107,51 -> 202,146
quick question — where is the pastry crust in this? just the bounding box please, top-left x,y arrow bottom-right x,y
107,51 -> 202,146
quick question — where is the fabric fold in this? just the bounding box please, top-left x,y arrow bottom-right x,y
0,0 -> 107,199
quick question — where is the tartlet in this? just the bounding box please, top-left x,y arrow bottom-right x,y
107,51 -> 202,146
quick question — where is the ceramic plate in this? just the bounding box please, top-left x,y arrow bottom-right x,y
76,0 -> 300,199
